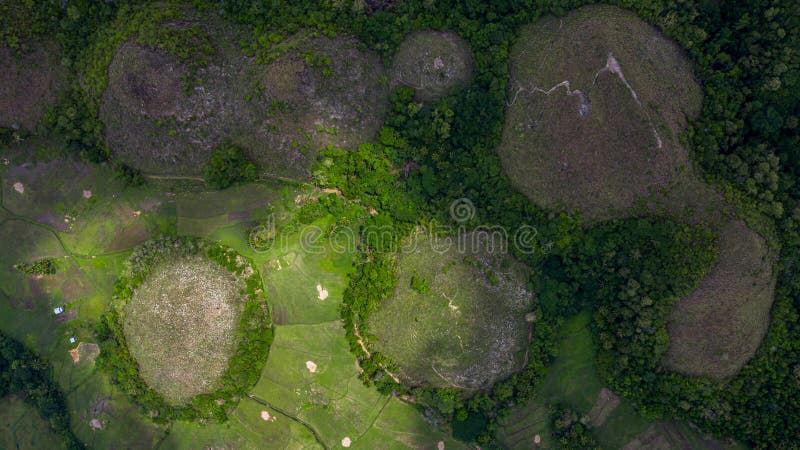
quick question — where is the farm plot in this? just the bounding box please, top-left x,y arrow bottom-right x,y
260,218 -> 357,325
176,183 -> 276,237
250,322 -> 462,449
495,311 -> 743,449
2,158 -> 122,232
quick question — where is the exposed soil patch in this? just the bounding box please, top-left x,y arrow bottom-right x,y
70,342 -> 101,364
0,42 -> 66,129
587,387 -> 621,427
305,360 -> 318,373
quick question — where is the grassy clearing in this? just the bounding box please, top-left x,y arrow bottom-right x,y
0,41 -> 66,130
499,4 -> 702,221
390,30 -> 473,102
367,231 -> 534,392
260,217 -> 357,325
176,183 -> 276,237
0,395 -> 65,449
495,311 -> 742,449
63,371 -> 167,449
0,153 -> 163,256
250,322 -> 461,449
123,254 -> 243,405
662,219 -> 776,378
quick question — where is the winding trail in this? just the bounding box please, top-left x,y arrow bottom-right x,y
352,323 -> 402,384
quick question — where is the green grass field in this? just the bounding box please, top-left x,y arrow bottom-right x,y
249,322 -> 463,449
0,162 -> 473,447
0,395 -> 65,450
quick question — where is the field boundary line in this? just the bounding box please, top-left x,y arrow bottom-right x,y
245,394 -> 328,449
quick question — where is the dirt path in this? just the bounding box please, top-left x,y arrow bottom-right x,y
352,323 -> 402,384
142,174 -> 206,182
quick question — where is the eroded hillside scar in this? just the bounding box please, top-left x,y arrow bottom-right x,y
510,49 -> 663,149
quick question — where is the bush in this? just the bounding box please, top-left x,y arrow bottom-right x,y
204,143 -> 257,189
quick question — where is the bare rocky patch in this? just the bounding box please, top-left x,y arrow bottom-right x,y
253,34 -> 388,176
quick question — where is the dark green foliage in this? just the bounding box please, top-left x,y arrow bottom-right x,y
112,162 -> 144,187
452,410 -> 489,443
0,331 -> 85,449
563,219 -> 718,397
0,0 -> 61,53
204,143 -> 257,189
97,237 -> 272,423
550,405 -> 602,450
409,275 -> 430,294
14,258 -> 58,276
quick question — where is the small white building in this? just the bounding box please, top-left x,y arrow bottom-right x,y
53,307 -> 64,315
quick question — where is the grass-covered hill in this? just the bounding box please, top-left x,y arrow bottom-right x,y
1,0 -> 798,448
